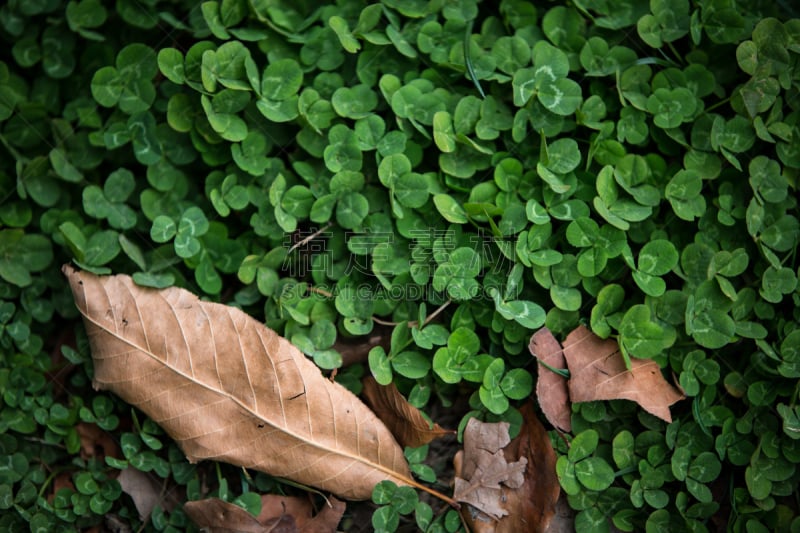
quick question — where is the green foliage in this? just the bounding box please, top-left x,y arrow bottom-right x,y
0,0 -> 799,530
371,480 -> 461,533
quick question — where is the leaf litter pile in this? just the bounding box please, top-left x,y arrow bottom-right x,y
65,266 -> 686,531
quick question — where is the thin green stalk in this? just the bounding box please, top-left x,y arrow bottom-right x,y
0,133 -> 28,163
464,19 -> 486,99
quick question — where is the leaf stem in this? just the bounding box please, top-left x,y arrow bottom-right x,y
633,56 -> 677,68
376,299 -> 452,328
409,478 -> 460,508
36,467 -> 65,500
464,19 -> 486,99
0,133 -> 27,163
288,222 -> 332,254
372,315 -> 399,326
276,476 -> 333,506
535,358 -> 570,379
704,97 -> 732,114
615,465 -> 638,477
666,41 -> 684,65
422,299 -> 451,327
308,286 -> 334,298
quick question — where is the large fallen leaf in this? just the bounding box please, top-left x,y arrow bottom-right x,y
63,266 -> 449,501
184,495 -> 345,533
529,329 -> 571,432
361,376 -> 454,448
457,404 -> 560,533
453,418 -> 527,519
563,325 -> 684,422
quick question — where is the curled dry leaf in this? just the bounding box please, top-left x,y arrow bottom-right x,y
361,376 -> 454,448
453,418 -> 527,519
184,495 -> 345,533
456,405 -> 560,533
563,325 -> 684,423
63,266 -> 448,501
529,328 -> 571,432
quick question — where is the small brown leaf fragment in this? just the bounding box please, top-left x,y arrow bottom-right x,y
544,494 -> 575,533
105,513 -> 135,533
334,326 -> 391,367
361,376 -> 455,448
529,328 -> 572,432
47,473 -> 74,504
258,495 -> 313,525
563,325 -> 684,422
184,498 -> 284,533
75,421 -> 121,461
453,418 -> 527,519
457,404 -> 560,533
116,467 -> 164,522
298,496 -> 346,533
185,495 -> 345,533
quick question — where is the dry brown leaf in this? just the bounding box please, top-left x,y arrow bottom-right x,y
453,418 -> 527,519
529,329 -> 571,432
563,325 -> 684,422
544,494 -> 575,533
361,376 -> 454,448
48,473 -> 74,505
258,495 -> 313,525
457,404 -> 560,533
334,326 -> 390,367
185,495 -> 345,533
75,421 -> 121,461
496,403 -> 560,533
295,497 -> 346,533
116,467 -> 163,521
63,266 -> 449,502
184,498 -> 289,532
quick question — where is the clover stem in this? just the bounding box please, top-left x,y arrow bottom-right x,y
666,41 -> 684,65
379,299 -> 452,328
372,316 -> 399,326
410,479 -> 459,508
288,222 -> 332,254
422,299 -> 452,327
536,358 -> 570,379
37,466 -> 69,500
308,286 -> 334,298
704,97 -> 732,114
464,19 -> 486,99
0,133 -> 27,163
276,476 -> 334,505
